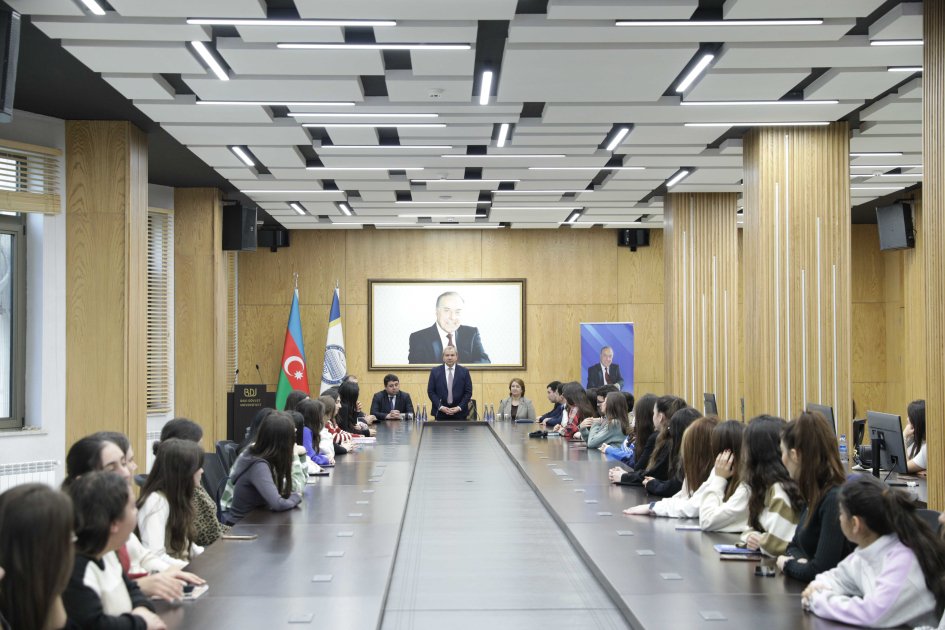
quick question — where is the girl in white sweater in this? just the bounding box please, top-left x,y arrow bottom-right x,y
804,474 -> 945,628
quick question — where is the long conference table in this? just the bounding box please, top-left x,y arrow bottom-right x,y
157,420 -> 897,629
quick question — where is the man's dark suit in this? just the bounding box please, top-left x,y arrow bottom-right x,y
427,363 -> 472,419
369,390 -> 415,421
407,324 -> 490,364
586,363 -> 625,389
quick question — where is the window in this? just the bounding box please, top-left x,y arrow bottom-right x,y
0,213 -> 25,429
146,209 -> 173,415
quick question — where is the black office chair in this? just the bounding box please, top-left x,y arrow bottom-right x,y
917,509 -> 942,534
467,399 -> 478,421
216,440 -> 239,472
133,473 -> 148,488
200,452 -> 229,520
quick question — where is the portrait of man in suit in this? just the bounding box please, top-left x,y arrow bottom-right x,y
408,291 -> 490,364
369,373 -> 414,421
427,346 -> 472,419
586,346 -> 625,389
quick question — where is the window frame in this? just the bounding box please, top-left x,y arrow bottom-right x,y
0,212 -> 26,429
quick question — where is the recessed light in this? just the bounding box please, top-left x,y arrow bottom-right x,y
870,39 -> 923,46
197,100 -> 355,106
528,166 -> 645,171
412,179 -> 520,183
187,18 -> 397,26
490,206 -> 584,211
395,201 -> 491,205
242,189 -> 344,194
850,152 -> 903,157
321,145 -> 454,150
278,43 -> 471,51
616,19 -> 824,26
887,66 -> 923,72
851,186 -> 907,190
338,202 -> 353,216
564,211 -> 582,224
289,202 -> 307,216
684,122 -> 830,127
78,0 -> 106,15
681,100 -> 839,106
666,169 -> 691,188
606,127 -> 631,152
496,123 -> 510,148
675,53 -> 715,93
479,70 -> 494,106
287,112 -> 438,118
441,154 -> 566,159
229,146 -> 255,168
190,41 -> 229,81
301,123 -> 446,128
306,166 -> 425,171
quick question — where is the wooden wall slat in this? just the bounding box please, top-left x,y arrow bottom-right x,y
923,0 -> 944,511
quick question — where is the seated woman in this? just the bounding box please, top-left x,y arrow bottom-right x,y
238,407 -> 275,454
153,418 -> 228,546
611,402 -> 697,497
0,483 -> 73,630
602,393 -> 658,468
904,399 -> 927,475
737,416 -> 803,557
803,475 -> 945,628
222,412 -> 303,525
319,394 -> 351,457
497,378 -> 536,421
297,398 -> 332,467
63,471 -> 166,630
338,381 -> 371,437
580,384 -> 619,441
586,391 -> 632,449
137,438 -> 206,564
623,415 -> 720,518
776,411 -> 852,582
558,382 -> 597,440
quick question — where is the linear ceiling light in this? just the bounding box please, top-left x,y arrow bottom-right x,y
870,39 -> 923,46
675,53 -> 715,93
851,186 -> 907,190
229,146 -> 256,167
564,211 -> 582,224
479,70 -> 494,106
849,164 -> 921,169
395,200 -> 491,205
888,66 -> 923,72
242,189 -> 343,194
398,213 -> 478,218
681,99 -> 839,106
490,206 -> 583,211
197,100 -> 355,106
850,152 -> 903,157
187,18 -> 397,26
874,173 -> 923,177
616,19 -> 823,26
322,145 -> 453,150
684,121 -> 829,127
441,154 -> 566,159
278,43 -> 471,50
605,127 -> 631,152
289,202 -> 307,216
412,178 -> 520,183
78,0 -> 106,15
496,122 -> 510,148
528,166 -> 645,171
288,112 -> 438,118
666,169 -> 691,188
307,166 -> 425,171
191,41 -> 229,81
301,123 -> 446,128
491,189 -> 589,194
338,202 -> 353,216
423,224 -> 503,229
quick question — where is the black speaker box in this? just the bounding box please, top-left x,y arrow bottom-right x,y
222,205 -> 257,251
0,10 -> 20,124
257,227 -> 290,251
617,228 -> 650,251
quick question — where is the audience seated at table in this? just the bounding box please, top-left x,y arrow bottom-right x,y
602,393 -> 658,469
537,380 -> 564,426
776,411 -> 853,582
585,391 -> 632,449
296,399 -> 332,468
558,382 -> 597,440
497,377 -> 536,422
320,392 -> 354,455
338,381 -> 372,437
370,373 -> 415,421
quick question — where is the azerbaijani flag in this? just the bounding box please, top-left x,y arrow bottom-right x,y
275,288 -> 309,410
320,286 -> 347,393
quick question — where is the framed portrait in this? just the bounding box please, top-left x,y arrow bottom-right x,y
369,279 -> 526,370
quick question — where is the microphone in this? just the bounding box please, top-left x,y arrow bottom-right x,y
256,364 -> 263,383
234,368 -> 239,385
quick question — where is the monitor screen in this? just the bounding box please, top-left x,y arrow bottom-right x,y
703,393 -> 718,416
867,411 -> 908,474
806,402 -> 837,435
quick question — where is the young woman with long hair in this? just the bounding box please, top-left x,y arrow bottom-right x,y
137,438 -> 205,563
904,399 -> 927,474
609,395 -> 686,485
694,419 -> 749,531
639,407 -> 702,497
297,398 -> 332,467
803,474 -> 945,628
319,394 -> 351,457
558,382 -> 597,440
737,416 -> 803,556
775,411 -> 852,582
338,380 -> 371,436
623,415 -> 719,517
602,393 -> 658,469
222,412 -> 303,525
0,484 -> 74,630
586,391 -> 631,449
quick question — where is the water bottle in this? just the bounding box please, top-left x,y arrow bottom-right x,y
490,403 -> 496,422
839,434 -> 848,465
420,403 -> 427,423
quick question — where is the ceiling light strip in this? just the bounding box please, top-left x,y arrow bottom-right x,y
666,169 -> 691,188
301,123 -> 446,128
278,43 -> 471,51
79,0 -> 106,16
441,154 -> 566,158
850,152 -> 903,157
229,146 -> 255,167
191,41 -> 229,81
289,202 -> 307,216
870,39 -> 923,46
479,71 -> 494,106
528,166 -> 645,171
616,19 -> 824,26
888,66 -> 923,72
306,167 -> 425,171
338,202 -> 353,216
412,179 -> 520,183
684,122 -> 830,127
606,127 -> 630,152
681,99 -> 839,106
496,123 -> 510,148
187,18 -> 397,26
197,100 -> 355,106
321,145 -> 453,150
288,112 -> 438,118
675,53 -> 715,93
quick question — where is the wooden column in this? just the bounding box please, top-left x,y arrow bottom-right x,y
664,193 -> 740,418
742,123 -> 852,435
174,188 -> 228,448
66,121 -> 148,459
923,0 -> 944,510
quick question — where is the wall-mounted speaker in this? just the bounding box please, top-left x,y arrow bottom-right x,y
257,227 -> 290,251
0,10 -> 19,124
617,228 -> 650,252
222,204 -> 257,251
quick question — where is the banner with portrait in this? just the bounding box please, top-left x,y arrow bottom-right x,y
369,279 -> 526,369
580,322 -> 634,392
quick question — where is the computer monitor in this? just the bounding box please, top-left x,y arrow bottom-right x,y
703,393 -> 718,416
867,411 -> 909,477
806,402 -> 837,435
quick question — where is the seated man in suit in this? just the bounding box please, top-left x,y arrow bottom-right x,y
537,380 -> 563,424
370,373 -> 414,421
586,346 -> 625,389
408,291 -> 490,364
427,346 -> 472,420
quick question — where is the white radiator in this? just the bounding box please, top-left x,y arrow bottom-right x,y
0,459 -> 58,492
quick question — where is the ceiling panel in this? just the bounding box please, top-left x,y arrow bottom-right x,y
869,2 -> 922,41
805,68 -> 909,101
181,76 -> 365,101
385,71 -> 474,102
32,16 -> 211,41
5,0 -> 83,16
715,37 -> 922,70
162,123 -> 311,145
547,0 -> 697,20
109,0 -> 267,18
686,69 -> 809,101
136,100 -> 274,124
248,147 -> 307,168
61,41 -> 206,74
410,49 -> 477,77
294,0 -> 518,20
722,0 -> 886,19
860,96 -> 922,122
102,74 -> 176,100
217,39 -> 385,76
233,26 -> 344,44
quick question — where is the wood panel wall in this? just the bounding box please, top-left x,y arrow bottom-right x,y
742,123 -> 852,435
65,121 -> 148,460
664,193 -> 741,418
237,228 -> 665,413
174,189 -> 228,448
851,224 -> 888,416
923,0 -> 944,510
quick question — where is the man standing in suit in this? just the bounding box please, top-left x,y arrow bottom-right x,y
408,291 -> 490,364
586,346 -> 625,389
370,373 -> 414,421
427,346 -> 472,419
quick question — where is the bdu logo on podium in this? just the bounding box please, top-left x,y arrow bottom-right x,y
242,387 -> 257,397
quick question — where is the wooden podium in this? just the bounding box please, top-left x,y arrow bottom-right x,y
227,384 -> 276,442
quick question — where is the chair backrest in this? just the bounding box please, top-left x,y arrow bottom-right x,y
133,473 -> 148,488
916,508 -> 942,534
200,452 -> 228,510
467,399 -> 478,421
216,440 -> 239,472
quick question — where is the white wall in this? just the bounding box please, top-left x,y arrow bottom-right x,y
0,110 -> 67,483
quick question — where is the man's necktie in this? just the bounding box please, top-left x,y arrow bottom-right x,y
389,395 -> 395,410
604,367 -> 610,384
447,367 -> 454,404
446,332 -> 454,348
